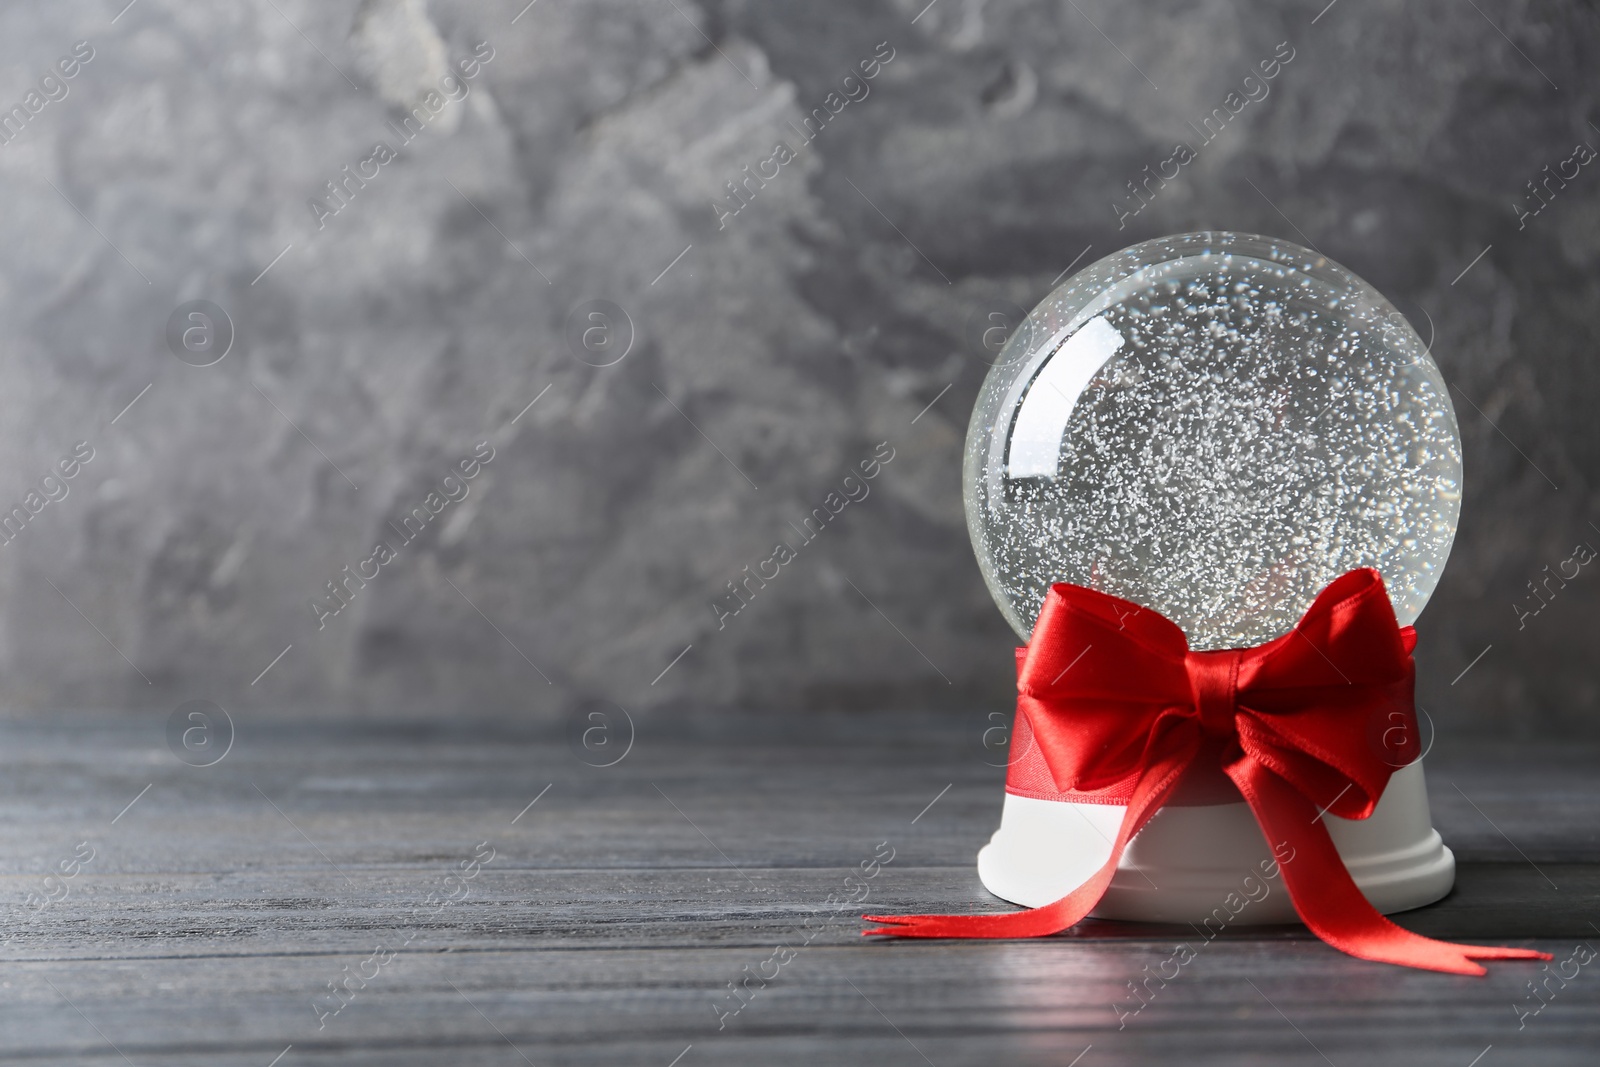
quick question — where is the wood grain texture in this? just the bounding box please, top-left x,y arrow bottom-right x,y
1,714 -> 1596,1065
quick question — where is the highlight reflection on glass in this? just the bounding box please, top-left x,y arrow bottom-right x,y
964,232 -> 1462,649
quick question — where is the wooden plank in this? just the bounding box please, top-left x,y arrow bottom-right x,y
3,861 -> 1596,960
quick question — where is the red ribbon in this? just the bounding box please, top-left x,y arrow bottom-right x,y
864,568 -> 1549,975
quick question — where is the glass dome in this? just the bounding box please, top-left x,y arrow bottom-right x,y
964,231 -> 1461,649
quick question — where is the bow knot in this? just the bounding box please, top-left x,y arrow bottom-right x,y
1186,648 -> 1243,739
865,568 -> 1550,977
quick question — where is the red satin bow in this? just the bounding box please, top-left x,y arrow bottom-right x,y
864,568 -> 1549,975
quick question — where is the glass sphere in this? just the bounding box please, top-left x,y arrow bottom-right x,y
964,232 -> 1461,649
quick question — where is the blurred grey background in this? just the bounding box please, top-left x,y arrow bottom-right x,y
0,0 -> 1595,735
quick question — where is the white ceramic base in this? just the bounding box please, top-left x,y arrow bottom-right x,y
977,761 -> 1455,924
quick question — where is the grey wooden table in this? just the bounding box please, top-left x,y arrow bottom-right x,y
2,711 -> 1596,1066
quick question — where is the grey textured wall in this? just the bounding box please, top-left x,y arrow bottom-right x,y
0,0 -> 1595,734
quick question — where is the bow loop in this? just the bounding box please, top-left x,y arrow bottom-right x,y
1014,584 -> 1194,794
1229,568 -> 1416,822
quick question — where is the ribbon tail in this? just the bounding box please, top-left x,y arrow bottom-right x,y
1228,758 -> 1551,976
863,746 -> 1193,939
